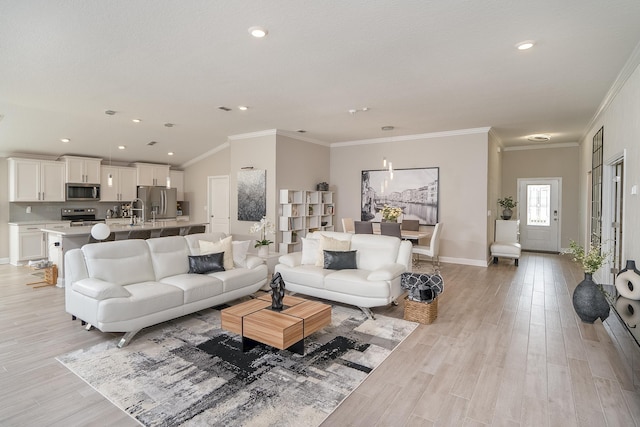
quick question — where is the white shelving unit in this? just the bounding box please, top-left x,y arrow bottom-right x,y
279,189 -> 334,253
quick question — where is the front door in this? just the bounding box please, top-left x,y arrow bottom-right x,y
518,178 -> 561,252
208,175 -> 230,234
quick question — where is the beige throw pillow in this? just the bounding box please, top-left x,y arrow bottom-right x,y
315,235 -> 351,266
199,236 -> 234,270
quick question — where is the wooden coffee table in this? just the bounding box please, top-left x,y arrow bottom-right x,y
221,295 -> 331,355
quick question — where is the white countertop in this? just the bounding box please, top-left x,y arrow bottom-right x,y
41,221 -> 207,236
9,220 -> 71,226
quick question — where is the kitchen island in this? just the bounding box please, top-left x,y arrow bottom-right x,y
42,221 -> 208,287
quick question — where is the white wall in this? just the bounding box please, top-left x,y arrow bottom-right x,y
330,130 -> 490,265
579,61 -> 640,264
0,158 -> 9,261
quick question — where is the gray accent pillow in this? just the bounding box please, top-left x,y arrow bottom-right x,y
323,250 -> 357,270
188,252 -> 225,274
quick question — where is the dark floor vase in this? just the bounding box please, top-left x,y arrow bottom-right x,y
572,273 -> 610,323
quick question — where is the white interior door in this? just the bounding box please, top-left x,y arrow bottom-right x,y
208,175 -> 229,234
518,178 -> 561,252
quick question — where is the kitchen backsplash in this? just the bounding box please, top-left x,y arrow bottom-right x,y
10,201 -> 188,223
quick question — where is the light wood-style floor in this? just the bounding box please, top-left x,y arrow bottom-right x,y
1,253 -> 638,426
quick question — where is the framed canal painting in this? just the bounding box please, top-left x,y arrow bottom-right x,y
361,167 -> 439,225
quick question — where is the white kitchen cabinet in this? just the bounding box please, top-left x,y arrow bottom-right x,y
61,155 -> 102,184
170,170 -> 184,200
8,158 -> 65,202
133,163 -> 170,187
101,166 -> 137,201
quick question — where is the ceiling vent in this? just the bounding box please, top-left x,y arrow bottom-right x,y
218,106 -> 232,112
147,141 -> 158,146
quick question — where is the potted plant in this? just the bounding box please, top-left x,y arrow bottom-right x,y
564,240 -> 610,323
497,196 -> 517,220
250,216 -> 275,257
381,205 -> 402,222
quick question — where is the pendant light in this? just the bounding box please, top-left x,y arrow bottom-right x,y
106,110 -> 115,187
165,123 -> 173,188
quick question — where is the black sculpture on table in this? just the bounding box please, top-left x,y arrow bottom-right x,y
270,272 -> 286,310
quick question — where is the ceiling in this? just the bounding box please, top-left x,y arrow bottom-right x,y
2,0 -> 640,167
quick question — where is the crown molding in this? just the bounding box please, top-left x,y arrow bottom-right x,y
180,142 -> 230,169
503,142 -> 579,152
275,130 -> 330,146
582,39 -> 640,141
228,129 -> 277,140
488,127 -> 504,147
331,127 -> 491,147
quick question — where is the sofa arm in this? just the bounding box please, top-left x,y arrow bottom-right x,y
245,255 -> 265,269
278,252 -> 302,268
72,278 -> 131,300
367,263 -> 406,281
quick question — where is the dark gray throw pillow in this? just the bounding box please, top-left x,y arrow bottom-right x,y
323,250 -> 357,270
188,252 -> 225,274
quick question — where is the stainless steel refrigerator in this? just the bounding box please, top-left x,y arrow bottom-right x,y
137,186 -> 177,220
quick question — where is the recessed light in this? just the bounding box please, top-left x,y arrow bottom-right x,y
527,134 -> 551,142
381,126 -> 395,131
248,26 -> 268,38
105,110 -> 116,115
516,40 -> 535,50
118,145 -> 126,150
238,106 -> 248,111
132,119 -> 141,123
164,123 -> 174,128
168,152 -> 174,156
147,141 -> 157,146
218,106 -> 232,112
60,138 -> 70,143
296,129 -> 307,133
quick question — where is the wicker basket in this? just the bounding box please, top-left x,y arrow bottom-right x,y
404,296 -> 438,324
44,265 -> 58,285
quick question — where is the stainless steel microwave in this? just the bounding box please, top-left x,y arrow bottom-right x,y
66,183 -> 100,201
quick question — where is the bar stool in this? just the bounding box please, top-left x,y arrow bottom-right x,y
127,229 -> 152,240
186,224 -> 206,235
158,227 -> 181,237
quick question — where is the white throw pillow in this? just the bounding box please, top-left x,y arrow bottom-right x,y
315,235 -> 351,266
301,238 -> 320,265
199,236 -> 234,270
232,240 -> 251,268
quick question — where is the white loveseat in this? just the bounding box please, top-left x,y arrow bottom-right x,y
64,232 -> 268,347
274,231 -> 413,318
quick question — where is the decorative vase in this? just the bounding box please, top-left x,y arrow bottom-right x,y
501,208 -> 512,220
572,273 -> 610,323
257,245 -> 269,258
615,259 -> 640,300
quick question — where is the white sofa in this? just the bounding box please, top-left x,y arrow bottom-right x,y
274,231 -> 413,318
64,232 -> 268,347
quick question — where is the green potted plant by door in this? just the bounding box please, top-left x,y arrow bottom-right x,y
497,196 -> 517,220
250,216 -> 275,257
564,240 -> 610,323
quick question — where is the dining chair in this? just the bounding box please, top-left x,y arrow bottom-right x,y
158,227 -> 181,237
380,222 -> 402,238
354,221 -> 373,234
341,217 -> 355,233
412,223 -> 444,269
401,219 -> 420,231
127,229 -> 152,240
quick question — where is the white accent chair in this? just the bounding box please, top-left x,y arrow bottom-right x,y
491,220 -> 521,266
412,223 -> 444,268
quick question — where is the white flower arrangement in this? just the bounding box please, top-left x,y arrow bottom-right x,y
381,205 -> 402,221
249,216 -> 275,248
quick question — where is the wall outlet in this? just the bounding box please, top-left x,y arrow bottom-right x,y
26,206 -> 31,213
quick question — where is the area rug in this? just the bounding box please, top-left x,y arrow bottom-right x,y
57,303 -> 418,426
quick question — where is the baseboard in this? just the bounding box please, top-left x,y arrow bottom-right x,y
0,257 -> 9,265
438,256 -> 489,268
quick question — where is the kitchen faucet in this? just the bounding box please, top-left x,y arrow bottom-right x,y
130,198 -> 145,224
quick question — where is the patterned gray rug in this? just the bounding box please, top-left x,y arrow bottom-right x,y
57,303 -> 418,426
